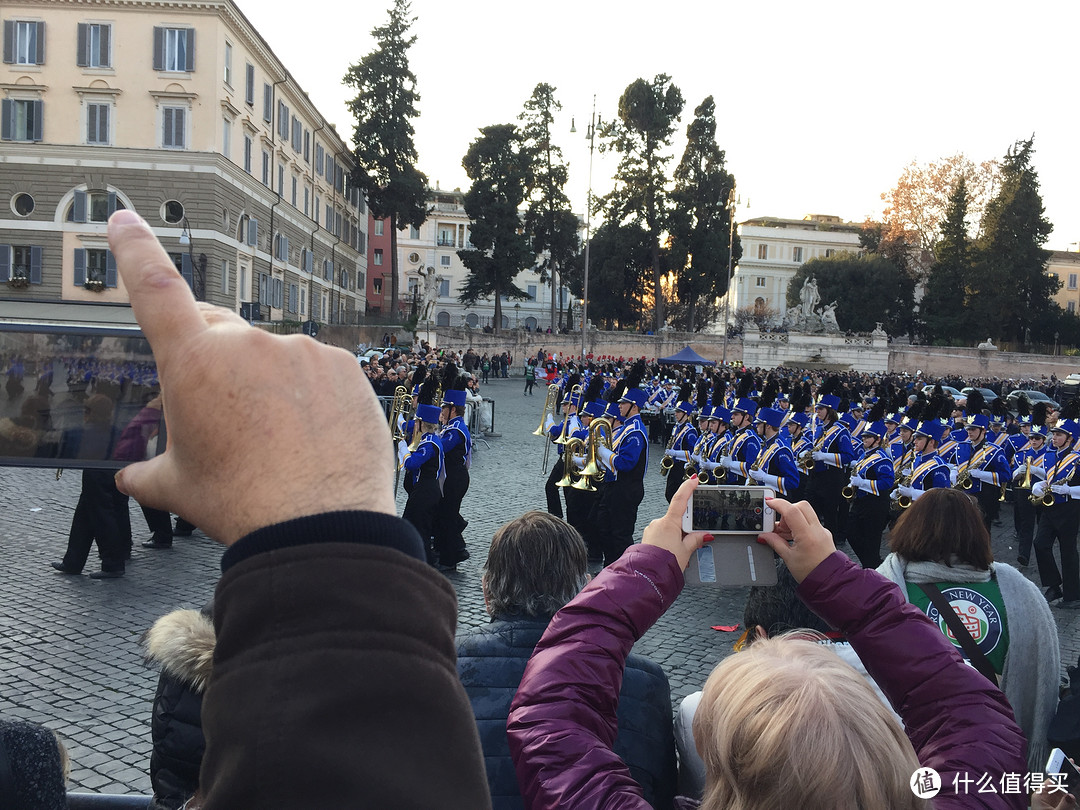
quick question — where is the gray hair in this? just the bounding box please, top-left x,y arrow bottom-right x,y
482,511 -> 588,619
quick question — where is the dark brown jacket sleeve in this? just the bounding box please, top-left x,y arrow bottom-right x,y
200,512 -> 491,810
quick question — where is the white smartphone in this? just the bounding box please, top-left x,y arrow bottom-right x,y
1046,747 -> 1080,796
682,486 -> 778,587
682,485 -> 776,535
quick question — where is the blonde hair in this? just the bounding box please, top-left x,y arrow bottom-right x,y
693,636 -> 927,810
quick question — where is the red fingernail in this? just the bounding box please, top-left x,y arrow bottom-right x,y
764,495 -> 773,501
690,474 -> 698,480
756,536 -> 766,544
703,534 -> 714,543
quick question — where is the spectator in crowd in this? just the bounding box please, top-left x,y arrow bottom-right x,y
0,717 -> 68,810
457,511 -> 676,809
106,209 -> 489,808
507,481 -> 1027,809
142,601 -> 215,810
878,487 -> 1060,771
523,360 -> 536,396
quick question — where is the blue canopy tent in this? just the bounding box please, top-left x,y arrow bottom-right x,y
659,346 -> 715,366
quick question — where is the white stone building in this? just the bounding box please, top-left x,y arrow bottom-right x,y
721,214 -> 863,325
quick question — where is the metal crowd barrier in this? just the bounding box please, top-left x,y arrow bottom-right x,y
67,794 -> 150,809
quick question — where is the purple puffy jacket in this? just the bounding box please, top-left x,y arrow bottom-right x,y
508,546 -> 1027,810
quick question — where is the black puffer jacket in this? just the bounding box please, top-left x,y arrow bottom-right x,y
456,614 -> 677,810
142,605 -> 215,810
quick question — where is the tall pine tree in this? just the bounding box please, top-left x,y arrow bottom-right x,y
600,75 -> 683,332
921,177 -> 973,343
457,124 -> 534,333
668,96 -> 740,332
344,0 -> 428,317
969,138 -> 1055,344
519,84 -> 577,329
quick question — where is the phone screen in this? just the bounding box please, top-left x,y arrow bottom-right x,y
691,486 -> 768,534
0,323 -> 162,470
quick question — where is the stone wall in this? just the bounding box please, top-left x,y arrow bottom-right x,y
742,328 -> 889,373
888,346 -> 1078,380
425,326 -> 745,364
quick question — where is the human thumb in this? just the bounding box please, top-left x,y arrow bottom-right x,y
115,454 -> 181,516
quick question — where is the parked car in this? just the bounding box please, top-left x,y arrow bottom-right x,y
961,386 -> 999,404
1006,389 -> 1060,413
938,385 -> 964,401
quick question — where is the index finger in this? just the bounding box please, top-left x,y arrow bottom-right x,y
108,210 -> 206,362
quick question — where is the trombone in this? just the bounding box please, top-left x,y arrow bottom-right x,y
388,385 -> 412,496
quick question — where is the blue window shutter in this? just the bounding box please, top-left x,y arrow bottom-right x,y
1,99 -> 11,141
34,22 -> 44,64
180,252 -> 193,288
152,27 -> 164,71
3,21 -> 14,64
0,245 -> 9,282
73,190 -> 87,223
77,23 -> 88,67
184,29 -> 194,71
30,246 -> 42,283
31,100 -> 42,141
107,191 -> 117,216
106,250 -> 117,287
73,248 -> 86,285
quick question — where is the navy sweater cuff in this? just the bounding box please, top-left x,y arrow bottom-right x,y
221,511 -> 426,572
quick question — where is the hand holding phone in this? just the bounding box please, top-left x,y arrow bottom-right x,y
756,497 -> 836,583
1044,748 -> 1080,805
681,485 -> 778,587
641,476 -> 710,571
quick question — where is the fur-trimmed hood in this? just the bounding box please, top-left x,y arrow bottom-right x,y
142,608 -> 215,693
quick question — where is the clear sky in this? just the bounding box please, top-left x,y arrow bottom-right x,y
238,0 -> 1080,250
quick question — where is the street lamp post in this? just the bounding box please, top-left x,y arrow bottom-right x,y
571,97 -> 599,366
720,189 -> 738,365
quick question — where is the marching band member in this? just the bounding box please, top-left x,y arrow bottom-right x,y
806,377 -> 855,539
398,377 -> 444,565
896,417 -> 951,503
661,383 -> 699,502
1012,402 -> 1049,567
543,375 -> 581,520
433,367 -> 472,572
566,382 -> 605,563
592,362 -> 648,566
1031,405 -> 1080,607
953,389 -> 1011,532
718,375 -> 761,486
785,408 -> 813,503
747,407 -> 799,498
844,407 -> 895,569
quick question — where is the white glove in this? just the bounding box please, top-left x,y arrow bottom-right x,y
1032,481 -> 1046,498
720,455 -> 733,468
748,468 -> 766,482
396,440 -> 409,463
1012,467 -> 1024,481
757,472 -> 780,491
848,475 -> 867,488
1070,486 -> 1080,499
544,414 -> 556,431
1052,483 -> 1071,495
1030,464 -> 1047,480
812,451 -> 830,462
949,469 -> 958,485
597,445 -> 614,466
725,458 -> 740,472
396,414 -> 406,432
969,469 -> 992,483
897,485 -> 915,499
702,460 -> 718,471
664,449 -> 680,459
571,454 -> 586,470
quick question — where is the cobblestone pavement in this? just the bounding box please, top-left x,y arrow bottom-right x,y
0,373 -> 1077,795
